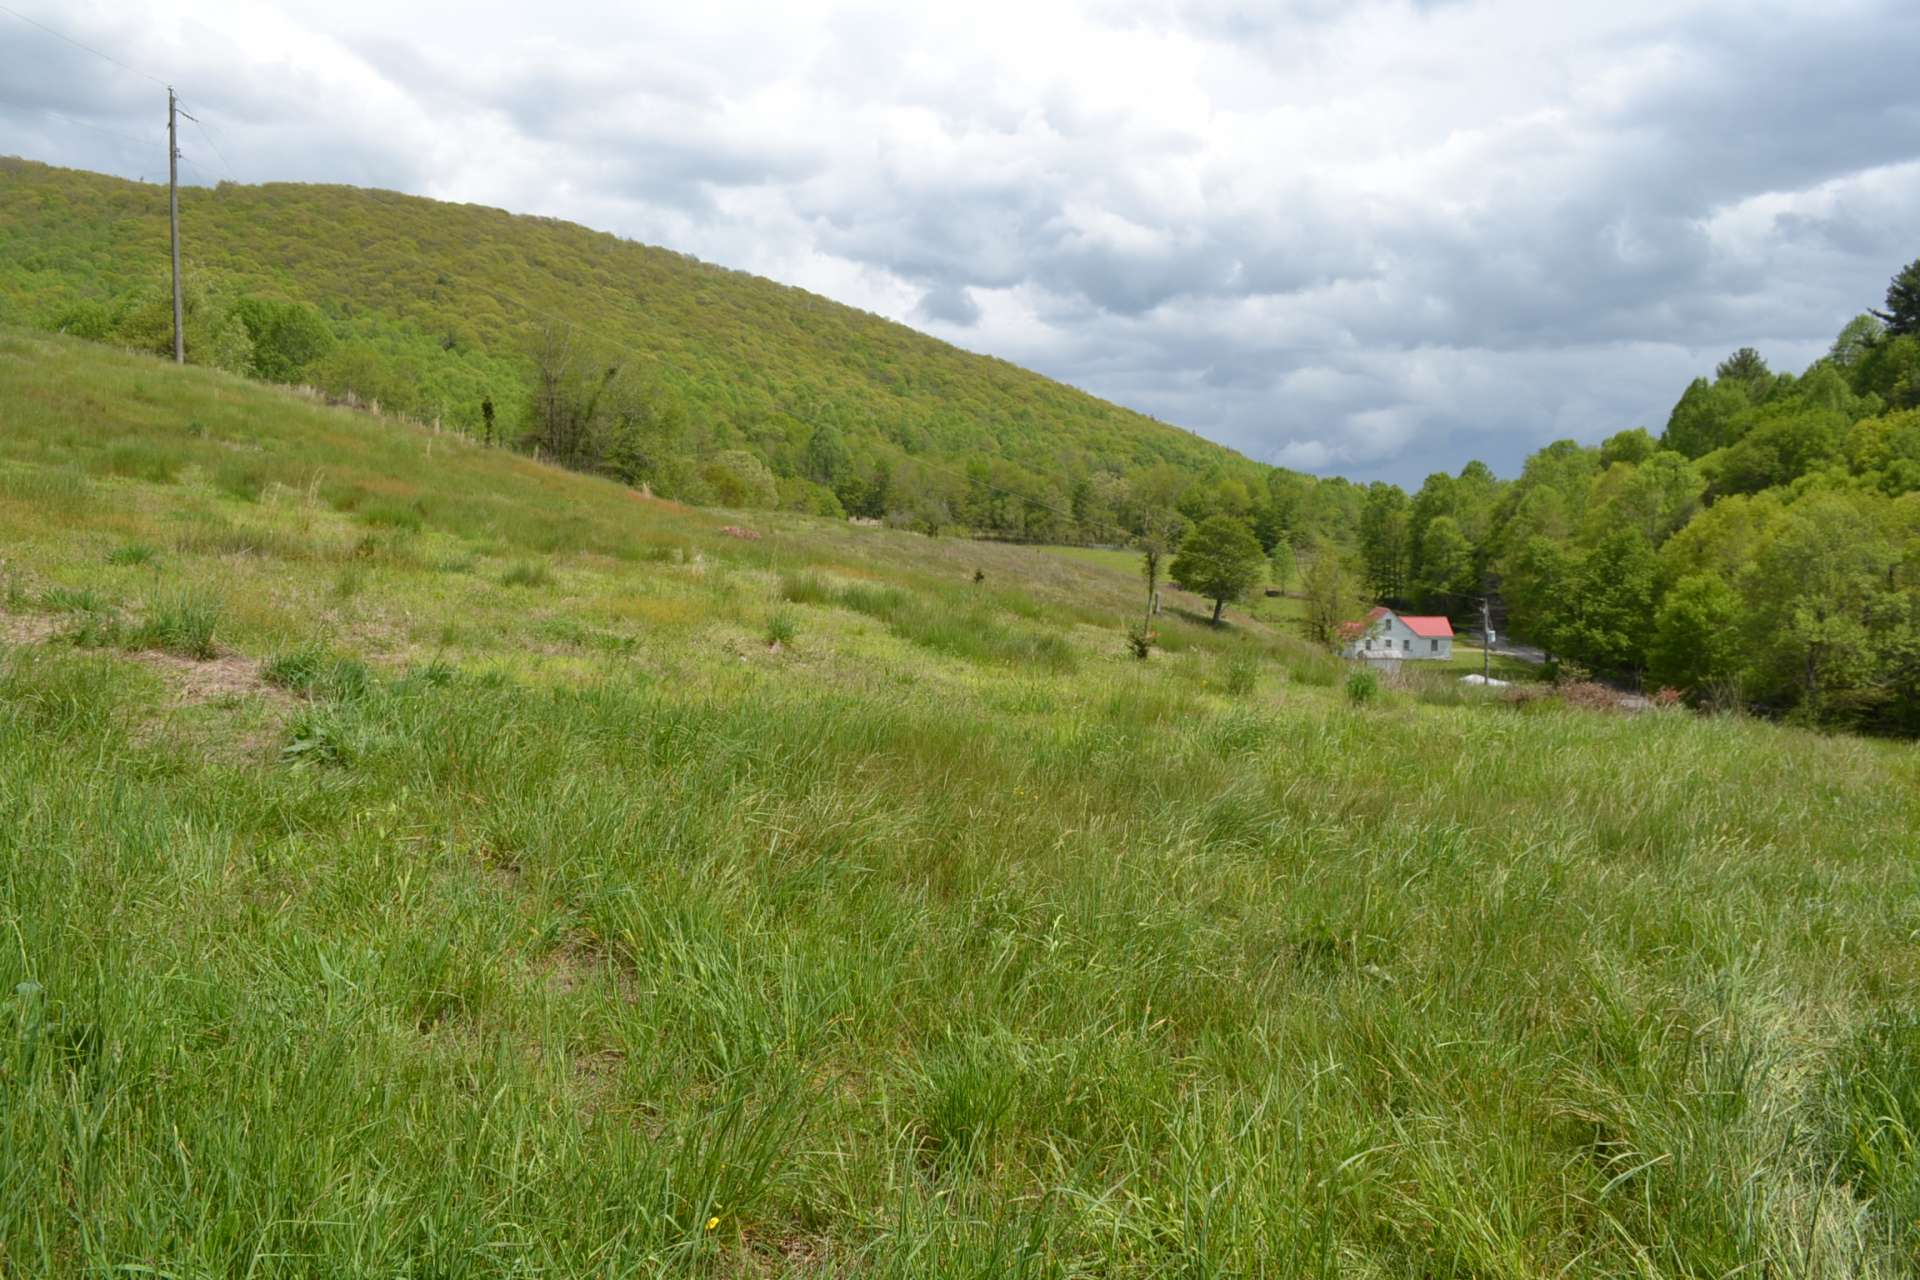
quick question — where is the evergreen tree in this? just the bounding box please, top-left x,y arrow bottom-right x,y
1872,257 -> 1920,338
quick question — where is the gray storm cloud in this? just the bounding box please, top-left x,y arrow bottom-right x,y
2,0 -> 1917,483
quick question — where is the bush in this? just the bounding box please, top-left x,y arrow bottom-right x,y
1125,624 -> 1155,661
1345,668 -> 1379,707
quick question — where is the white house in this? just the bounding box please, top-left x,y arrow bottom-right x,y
1340,606 -> 1454,661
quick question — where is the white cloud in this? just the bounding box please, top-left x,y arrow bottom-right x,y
2,0 -> 1917,483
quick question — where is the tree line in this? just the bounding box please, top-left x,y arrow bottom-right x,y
1343,258 -> 1920,734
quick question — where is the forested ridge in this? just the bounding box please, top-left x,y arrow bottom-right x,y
1353,258 -> 1920,734
4,158 -> 1917,732
0,157 -> 1363,546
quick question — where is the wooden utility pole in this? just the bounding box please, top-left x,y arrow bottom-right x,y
168,86 -> 184,364
1481,596 -> 1492,682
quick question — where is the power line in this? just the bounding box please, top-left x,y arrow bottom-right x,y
175,96 -> 238,182
0,3 -> 166,86
0,93 -> 153,150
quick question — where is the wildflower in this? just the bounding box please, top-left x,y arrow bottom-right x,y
706,1216 -> 720,1231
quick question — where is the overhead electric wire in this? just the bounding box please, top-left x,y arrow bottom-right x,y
0,5 -> 241,186
0,3 -> 167,86
0,93 -> 153,150
176,97 -> 239,182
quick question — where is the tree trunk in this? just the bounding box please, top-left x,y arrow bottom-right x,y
1212,597 -> 1224,625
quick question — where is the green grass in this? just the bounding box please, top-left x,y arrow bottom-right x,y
2,333 -> 1920,1276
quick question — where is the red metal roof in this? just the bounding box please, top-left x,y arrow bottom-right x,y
1397,615 -> 1454,638
1342,608 -> 1454,639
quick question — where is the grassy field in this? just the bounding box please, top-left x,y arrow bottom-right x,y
4,331 -> 1920,1277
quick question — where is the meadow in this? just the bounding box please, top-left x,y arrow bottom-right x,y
4,331 -> 1920,1277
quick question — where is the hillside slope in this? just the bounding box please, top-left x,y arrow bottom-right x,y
0,157 -> 1324,540
3,333 -> 1919,1276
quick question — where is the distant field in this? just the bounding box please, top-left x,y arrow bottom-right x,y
4,332 -> 1919,1278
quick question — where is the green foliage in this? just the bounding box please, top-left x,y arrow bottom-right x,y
1662,378 -> 1752,458
1358,481 -> 1410,598
230,296 -> 335,382
1649,574 -> 1744,702
1598,427 -> 1658,468
1873,256 -> 1920,338
1170,514 -> 1265,623
1561,529 -> 1660,679
1413,514 -> 1475,610
1344,667 -> 1379,705
0,157 -> 1358,546
703,450 -> 780,509
1299,541 -> 1366,649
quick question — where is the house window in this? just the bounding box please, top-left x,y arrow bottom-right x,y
1430,639 -> 1439,652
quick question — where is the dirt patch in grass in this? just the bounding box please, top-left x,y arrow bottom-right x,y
127,648 -> 286,707
0,612 -> 61,646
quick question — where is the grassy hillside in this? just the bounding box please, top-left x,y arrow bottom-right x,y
4,333 -> 1920,1277
0,157 -> 1328,541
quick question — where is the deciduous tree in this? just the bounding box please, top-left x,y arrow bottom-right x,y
1172,515 -> 1265,624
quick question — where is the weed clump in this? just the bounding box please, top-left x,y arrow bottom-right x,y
1345,668 -> 1379,707
765,610 -> 798,649
105,542 -> 159,567
778,571 -> 833,605
502,560 -> 554,588
1221,650 -> 1260,696
129,592 -> 221,659
264,646 -> 373,700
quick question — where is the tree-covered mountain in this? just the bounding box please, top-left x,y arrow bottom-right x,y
0,157 -> 1361,546
1351,261 -> 1920,735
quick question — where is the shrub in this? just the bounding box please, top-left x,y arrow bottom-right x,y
1125,624 -> 1155,660
765,610 -> 797,649
1345,668 -> 1379,707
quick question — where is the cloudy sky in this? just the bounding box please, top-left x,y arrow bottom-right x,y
3,1 -> 1917,483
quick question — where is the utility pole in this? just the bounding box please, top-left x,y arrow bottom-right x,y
1481,596 -> 1492,682
168,86 -> 183,364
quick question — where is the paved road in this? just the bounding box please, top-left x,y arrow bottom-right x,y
1461,631 -> 1547,665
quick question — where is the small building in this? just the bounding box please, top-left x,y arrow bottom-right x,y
1340,606 -> 1454,661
